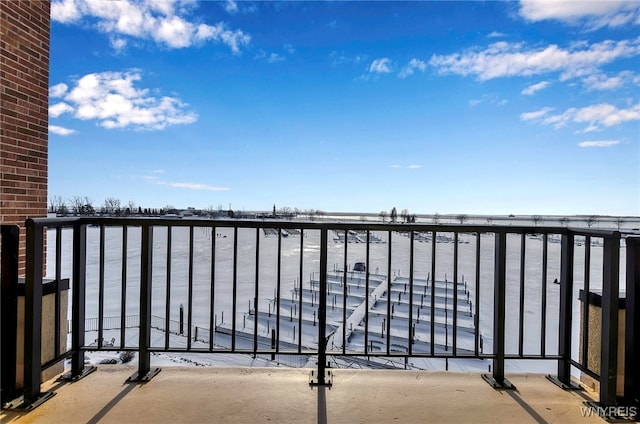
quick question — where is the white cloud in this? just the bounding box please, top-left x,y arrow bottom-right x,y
49,125 -> 76,136
429,38 -> 640,87
522,103 -> 640,131
49,102 -> 74,117
578,140 -> 621,148
49,70 -> 197,131
390,164 -> 422,169
224,0 -> 238,14
519,0 -> 640,29
51,0 -> 250,53
522,81 -> 550,95
398,59 -> 427,79
49,83 -> 68,98
330,51 -> 368,67
166,182 -> 230,191
520,107 -> 554,121
582,71 -> 638,91
268,53 -> 285,63
369,58 -> 392,74
487,31 -> 506,38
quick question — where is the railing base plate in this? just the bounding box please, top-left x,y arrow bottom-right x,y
481,374 -> 516,390
545,375 -> 582,391
5,391 -> 56,411
309,370 -> 333,386
127,368 -> 161,383
58,366 -> 97,382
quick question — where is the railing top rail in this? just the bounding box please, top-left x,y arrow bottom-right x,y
24,216 -> 626,237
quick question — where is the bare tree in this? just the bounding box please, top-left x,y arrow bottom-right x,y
456,214 -> 468,225
586,215 -> 597,228
486,216 -> 493,225
49,195 -> 65,214
103,197 -> 121,215
390,207 -> 398,223
400,209 -> 409,223
69,196 -> 85,215
433,212 -> 440,225
379,210 -> 387,222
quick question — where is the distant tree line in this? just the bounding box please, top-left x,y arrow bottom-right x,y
48,196 -> 325,220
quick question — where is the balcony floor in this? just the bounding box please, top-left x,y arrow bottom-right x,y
2,367 -> 603,423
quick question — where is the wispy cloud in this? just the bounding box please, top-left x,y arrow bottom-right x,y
398,59 -> 427,79
329,51 -> 368,67
49,70 -> 197,131
224,0 -> 238,15
390,164 -> 422,169
521,80 -> 550,95
429,37 -> 640,88
49,125 -> 76,136
520,107 -> 554,121
582,71 -> 639,91
469,94 -> 508,107
519,0 -> 640,29
578,140 -> 621,148
521,103 -> 640,132
51,0 -> 251,53
369,58 -> 392,74
142,172 -> 229,191
487,31 -> 506,38
164,182 -> 230,191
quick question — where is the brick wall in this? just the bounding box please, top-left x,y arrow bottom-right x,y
1,0 -> 50,275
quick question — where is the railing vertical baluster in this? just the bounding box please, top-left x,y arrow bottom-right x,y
541,233 -> 548,357
129,223 -> 160,382
70,222 -> 88,378
548,232 -> 576,389
453,232 -> 458,355
582,237 -> 591,369
165,227 -> 172,350
386,230 -> 392,356
342,230 -> 348,355
121,226 -> 128,350
408,231 -> 414,355
209,226 -> 216,350
430,230 -> 436,356
310,227 -> 329,385
98,225 -> 105,349
364,230 -> 370,355
54,227 -> 62,359
1,225 -> 19,404
474,232 -> 480,356
518,233 -> 525,357
231,227 -> 238,351
187,227 -> 194,349
275,228 -> 281,353
625,236 -> 640,407
298,229 -> 304,353
483,230 -> 515,389
599,233 -> 620,406
254,227 -> 260,354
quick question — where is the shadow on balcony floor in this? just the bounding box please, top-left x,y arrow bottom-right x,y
1,367 -> 603,424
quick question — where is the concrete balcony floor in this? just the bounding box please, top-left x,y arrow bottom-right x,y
1,367 -> 603,423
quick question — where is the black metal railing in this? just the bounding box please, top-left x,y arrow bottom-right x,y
14,217 -> 640,410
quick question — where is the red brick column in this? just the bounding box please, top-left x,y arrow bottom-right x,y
0,0 -> 50,275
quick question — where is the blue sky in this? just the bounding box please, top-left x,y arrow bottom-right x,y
48,0 -> 640,216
